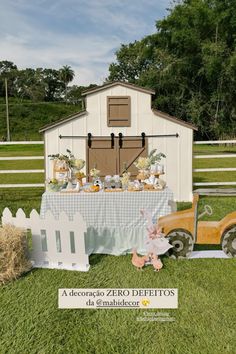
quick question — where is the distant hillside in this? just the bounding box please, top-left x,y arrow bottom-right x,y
0,98 -> 81,140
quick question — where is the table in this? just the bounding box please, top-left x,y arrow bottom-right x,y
40,188 -> 174,256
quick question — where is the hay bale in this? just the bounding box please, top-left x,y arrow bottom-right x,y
0,224 -> 32,285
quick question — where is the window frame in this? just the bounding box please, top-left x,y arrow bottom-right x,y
107,96 -> 131,127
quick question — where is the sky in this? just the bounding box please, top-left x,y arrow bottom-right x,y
0,0 -> 171,86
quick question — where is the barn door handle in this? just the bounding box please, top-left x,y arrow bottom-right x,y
141,132 -> 145,147
88,133 -> 92,148
111,133 -> 115,148
119,133 -> 123,148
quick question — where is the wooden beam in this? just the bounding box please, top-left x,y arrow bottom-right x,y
194,168 -> 236,172
194,188 -> 236,196
194,140 -> 236,144
194,154 -> 236,158
0,141 -> 44,145
0,184 -> 44,188
193,182 -> 236,186
0,170 -> 44,174
0,156 -> 44,160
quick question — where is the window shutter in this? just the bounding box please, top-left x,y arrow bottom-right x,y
107,96 -> 131,127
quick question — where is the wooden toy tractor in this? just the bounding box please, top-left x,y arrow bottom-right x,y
158,193 -> 236,258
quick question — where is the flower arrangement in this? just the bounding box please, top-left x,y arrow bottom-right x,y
74,159 -> 85,170
148,149 -> 166,165
134,156 -> 150,170
49,149 -> 85,176
90,168 -> 100,178
133,149 -> 166,170
75,171 -> 86,179
120,172 -> 131,189
46,178 -> 64,192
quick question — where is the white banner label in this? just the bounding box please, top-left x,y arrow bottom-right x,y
58,288 -> 178,309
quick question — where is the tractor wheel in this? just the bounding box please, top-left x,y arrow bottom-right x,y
167,229 -> 194,259
221,225 -> 236,258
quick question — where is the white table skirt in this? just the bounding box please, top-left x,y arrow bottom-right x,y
40,188 -> 174,255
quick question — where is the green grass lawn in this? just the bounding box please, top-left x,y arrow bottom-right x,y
0,173 -> 44,184
0,99 -> 81,141
0,145 -> 236,353
0,144 -> 44,157
193,157 -> 236,169
193,143 -> 236,154
193,171 -> 236,184
0,160 -> 44,170
0,145 -> 45,185
0,256 -> 235,354
193,144 -> 236,186
0,188 -> 44,216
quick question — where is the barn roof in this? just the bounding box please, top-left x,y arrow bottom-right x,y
81,81 -> 156,96
152,109 -> 198,131
39,110 -> 87,133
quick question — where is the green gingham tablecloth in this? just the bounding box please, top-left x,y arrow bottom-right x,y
40,188 -> 174,255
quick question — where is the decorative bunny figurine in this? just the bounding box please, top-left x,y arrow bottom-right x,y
140,209 -> 173,257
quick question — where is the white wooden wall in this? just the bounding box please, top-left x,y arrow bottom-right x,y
44,85 -> 193,201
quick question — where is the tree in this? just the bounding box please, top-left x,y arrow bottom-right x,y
14,68 -> 46,101
0,61 -> 18,140
107,0 -> 236,139
66,84 -> 97,105
59,65 -> 75,102
0,61 -> 18,96
42,68 -> 64,101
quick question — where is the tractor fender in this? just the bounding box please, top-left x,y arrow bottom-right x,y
218,211 -> 236,236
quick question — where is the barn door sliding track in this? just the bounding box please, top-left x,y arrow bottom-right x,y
59,132 -> 179,148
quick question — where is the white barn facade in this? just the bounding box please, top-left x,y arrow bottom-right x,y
40,82 -> 197,201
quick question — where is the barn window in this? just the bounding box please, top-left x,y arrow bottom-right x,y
107,96 -> 131,127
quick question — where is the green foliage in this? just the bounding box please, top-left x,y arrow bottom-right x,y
0,99 -> 81,140
0,62 -> 79,103
59,65 -> 75,85
108,0 -> 236,139
59,65 -> 75,102
148,149 -> 166,164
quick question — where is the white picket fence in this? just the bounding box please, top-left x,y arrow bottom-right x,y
1,208 -> 90,272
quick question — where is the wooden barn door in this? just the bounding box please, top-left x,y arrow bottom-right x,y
87,136 -> 147,178
118,137 -> 147,177
87,138 -> 117,178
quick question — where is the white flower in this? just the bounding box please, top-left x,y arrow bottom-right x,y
120,172 -> 131,186
134,157 -> 151,170
74,159 -> 85,170
113,175 -> 120,183
90,168 -> 100,177
105,175 -> 112,182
